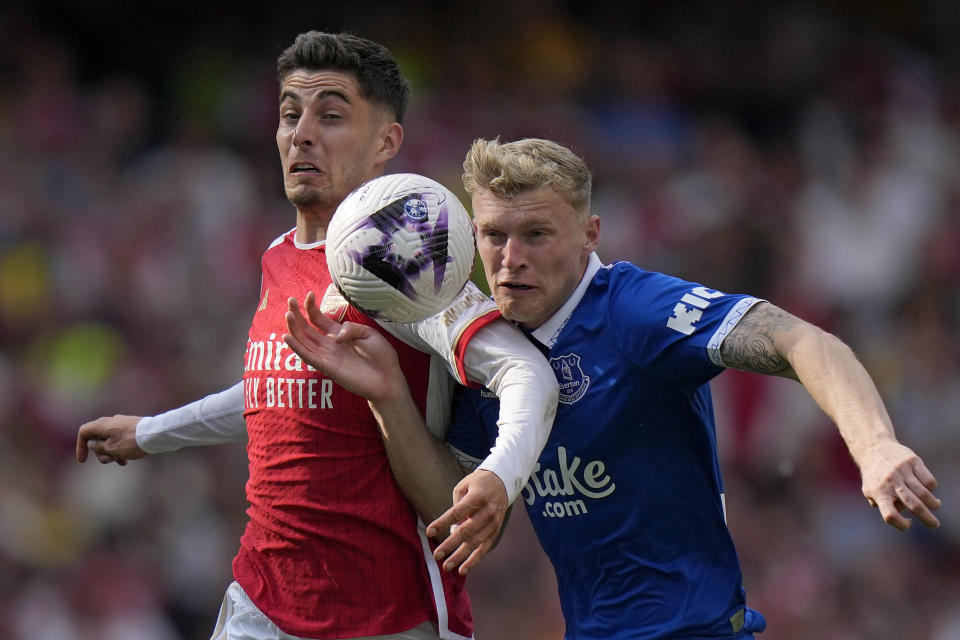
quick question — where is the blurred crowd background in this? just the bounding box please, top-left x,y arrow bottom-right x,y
1,1 -> 959,638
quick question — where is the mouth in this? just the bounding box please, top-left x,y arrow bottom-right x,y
289,162 -> 322,175
498,281 -> 534,292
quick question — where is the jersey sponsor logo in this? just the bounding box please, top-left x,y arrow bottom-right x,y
550,353 -> 590,404
244,375 -> 334,410
522,446 -> 616,519
244,333 -> 334,410
666,286 -> 725,335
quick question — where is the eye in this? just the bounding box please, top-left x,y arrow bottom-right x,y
280,110 -> 300,122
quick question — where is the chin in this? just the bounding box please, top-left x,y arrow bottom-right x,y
498,304 -> 531,326
287,187 -> 329,209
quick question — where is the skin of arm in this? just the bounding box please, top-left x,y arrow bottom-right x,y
283,293 -> 509,571
720,301 -> 941,530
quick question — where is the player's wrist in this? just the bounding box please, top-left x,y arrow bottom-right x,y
367,377 -> 413,411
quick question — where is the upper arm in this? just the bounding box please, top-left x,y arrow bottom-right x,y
719,301 -> 813,380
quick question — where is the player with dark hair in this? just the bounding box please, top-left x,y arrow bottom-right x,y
283,137 -> 941,639
76,33 -> 558,640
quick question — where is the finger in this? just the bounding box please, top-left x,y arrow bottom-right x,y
442,540 -> 478,572
87,438 -> 111,464
434,514 -> 499,566
441,523 -> 499,573
284,310 -> 313,346
433,514 -> 476,559
335,321 -> 372,344
428,477 -> 497,538
427,504 -> 466,539
283,331 -> 317,369
304,291 -> 336,333
76,432 -> 90,462
285,300 -> 318,340
450,525 -> 498,574
874,495 -> 912,531
904,472 -> 942,511
911,459 -> 938,492
896,481 -> 941,529
452,481 -> 470,504
284,307 -> 329,355
286,296 -> 305,323
458,542 -> 493,575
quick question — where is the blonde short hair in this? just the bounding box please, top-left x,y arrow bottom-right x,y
462,138 -> 592,214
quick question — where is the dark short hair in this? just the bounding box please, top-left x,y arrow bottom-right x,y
276,31 -> 410,123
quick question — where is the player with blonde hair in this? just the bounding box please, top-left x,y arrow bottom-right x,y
286,136 -> 941,639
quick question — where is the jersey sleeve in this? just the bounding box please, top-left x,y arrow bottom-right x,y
381,281 -> 559,505
607,268 -> 762,387
377,280 -> 500,386
458,319 -> 559,504
136,381 -> 247,453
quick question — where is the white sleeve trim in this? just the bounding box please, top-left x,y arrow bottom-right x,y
707,297 -> 764,367
136,382 -> 247,453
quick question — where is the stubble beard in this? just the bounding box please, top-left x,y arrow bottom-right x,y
287,184 -> 331,209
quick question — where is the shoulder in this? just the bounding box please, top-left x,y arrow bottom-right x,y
263,228 -> 296,254
596,261 -> 685,296
592,263 -> 700,321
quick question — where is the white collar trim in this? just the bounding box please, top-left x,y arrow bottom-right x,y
529,252 -> 603,348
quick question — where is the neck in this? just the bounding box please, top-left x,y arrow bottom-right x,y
295,206 -> 335,244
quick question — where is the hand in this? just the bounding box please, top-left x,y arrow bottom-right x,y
76,415 -> 148,465
427,469 -> 508,575
859,440 -> 940,530
283,293 -> 406,402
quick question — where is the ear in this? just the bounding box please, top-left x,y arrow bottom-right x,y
377,121 -> 404,163
584,214 -> 601,252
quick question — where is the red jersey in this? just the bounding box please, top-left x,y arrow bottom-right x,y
236,230 -> 482,639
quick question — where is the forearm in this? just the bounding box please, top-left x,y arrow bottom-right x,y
787,328 -> 897,462
369,390 -> 468,523
463,321 -> 559,503
136,382 -> 247,453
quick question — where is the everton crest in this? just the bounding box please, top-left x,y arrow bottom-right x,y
551,353 -> 590,405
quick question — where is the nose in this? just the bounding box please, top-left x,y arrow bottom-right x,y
501,236 -> 526,271
293,119 -> 315,147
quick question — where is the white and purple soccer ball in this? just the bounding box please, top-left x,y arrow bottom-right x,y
325,173 -> 476,323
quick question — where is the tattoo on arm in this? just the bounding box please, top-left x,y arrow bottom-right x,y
720,303 -> 797,376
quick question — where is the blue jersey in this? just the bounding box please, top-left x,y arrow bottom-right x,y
448,261 -> 767,639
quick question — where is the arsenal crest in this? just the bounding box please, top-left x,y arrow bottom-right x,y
320,283 -> 349,321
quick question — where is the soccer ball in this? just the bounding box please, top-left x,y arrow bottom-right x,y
325,173 -> 476,323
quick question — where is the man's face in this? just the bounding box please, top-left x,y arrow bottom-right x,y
473,185 -> 599,330
276,69 -> 395,220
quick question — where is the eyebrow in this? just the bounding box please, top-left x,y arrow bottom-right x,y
279,89 -> 352,105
